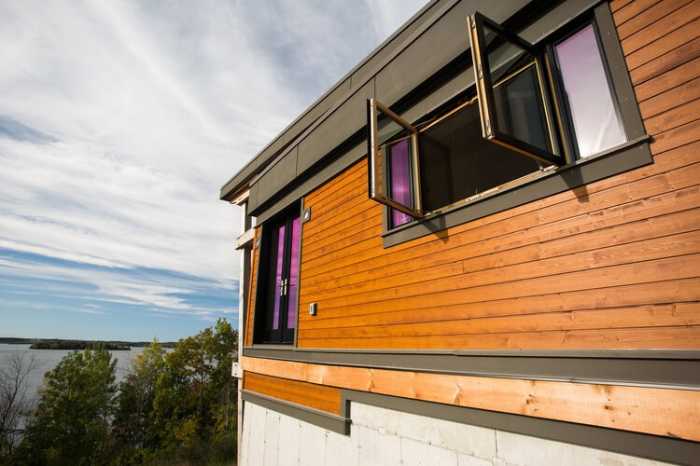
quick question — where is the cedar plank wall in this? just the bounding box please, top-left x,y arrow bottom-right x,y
293,0 -> 700,350
243,372 -> 342,415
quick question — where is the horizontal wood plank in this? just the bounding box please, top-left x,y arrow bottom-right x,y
299,325 -> 700,350
635,56 -> 700,102
299,303 -> 700,340
613,0 -> 660,26
625,16 -> 700,70
243,371 -> 342,415
242,356 -> 700,441
611,0 -> 637,13
620,1 -> 700,57
639,75 -> 700,118
616,0 -> 692,41
644,97 -> 700,134
299,277 -> 700,330
630,35 -> 700,85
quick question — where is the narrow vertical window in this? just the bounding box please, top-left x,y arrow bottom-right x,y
271,223 -> 286,331
388,138 -> 413,227
286,215 -> 301,331
554,24 -> 626,158
254,205 -> 301,344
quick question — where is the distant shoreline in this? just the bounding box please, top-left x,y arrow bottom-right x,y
0,337 -> 177,349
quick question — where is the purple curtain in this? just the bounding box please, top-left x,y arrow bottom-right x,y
286,216 -> 301,329
389,139 -> 413,227
271,223 -> 286,330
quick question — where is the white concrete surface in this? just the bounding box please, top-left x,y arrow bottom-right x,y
240,400 -> 678,466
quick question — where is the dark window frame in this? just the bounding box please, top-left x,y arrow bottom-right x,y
252,202 -> 302,345
381,2 -> 649,248
468,11 -> 564,166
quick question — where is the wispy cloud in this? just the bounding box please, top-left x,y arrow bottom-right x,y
0,0 -> 428,339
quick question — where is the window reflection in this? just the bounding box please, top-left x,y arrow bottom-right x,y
555,25 -> 626,158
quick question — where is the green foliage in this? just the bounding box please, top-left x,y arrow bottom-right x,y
152,319 -> 237,465
17,346 -> 117,466
145,319 -> 236,464
111,340 -> 167,465
9,319 -> 237,466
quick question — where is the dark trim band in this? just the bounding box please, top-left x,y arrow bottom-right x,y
241,389 -> 350,435
342,390 -> 700,466
243,347 -> 700,390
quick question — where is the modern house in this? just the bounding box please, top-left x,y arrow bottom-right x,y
221,0 -> 700,464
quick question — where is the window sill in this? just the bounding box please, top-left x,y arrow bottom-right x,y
382,135 -> 652,248
245,343 -> 295,351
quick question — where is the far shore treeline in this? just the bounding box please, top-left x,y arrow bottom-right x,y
0,337 -> 177,350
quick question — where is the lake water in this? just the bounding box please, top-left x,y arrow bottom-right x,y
0,343 -> 145,403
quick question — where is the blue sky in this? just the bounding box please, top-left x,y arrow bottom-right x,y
0,0 -> 428,341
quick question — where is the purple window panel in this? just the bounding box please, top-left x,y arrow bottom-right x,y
271,223 -> 286,330
389,139 -> 413,227
555,25 -> 625,158
286,216 -> 301,329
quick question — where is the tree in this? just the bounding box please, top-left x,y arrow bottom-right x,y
149,318 -> 237,464
111,341 -> 166,465
17,346 -> 117,466
0,351 -> 37,459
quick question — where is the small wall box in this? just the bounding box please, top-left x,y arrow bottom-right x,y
309,302 -> 318,316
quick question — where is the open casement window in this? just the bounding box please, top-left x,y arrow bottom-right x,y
367,98 -> 423,226
468,12 -> 563,166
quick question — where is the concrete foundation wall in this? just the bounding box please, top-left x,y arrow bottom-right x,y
240,400 -> 677,466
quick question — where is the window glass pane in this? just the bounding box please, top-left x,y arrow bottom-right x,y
388,138 -> 413,227
286,215 -> 301,330
483,24 -> 551,154
271,223 -> 285,330
419,101 -> 540,212
493,64 -> 549,153
555,24 -> 626,158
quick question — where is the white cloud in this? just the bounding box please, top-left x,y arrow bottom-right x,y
0,0 -> 428,316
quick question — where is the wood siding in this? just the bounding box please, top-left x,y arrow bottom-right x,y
292,0 -> 700,350
244,227 -> 261,347
243,371 -> 342,415
242,356 -> 700,442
